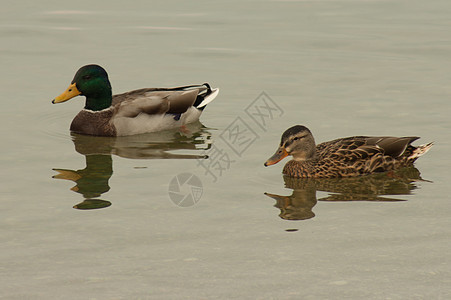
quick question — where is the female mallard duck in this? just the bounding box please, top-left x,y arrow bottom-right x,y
52,64 -> 219,136
265,125 -> 433,178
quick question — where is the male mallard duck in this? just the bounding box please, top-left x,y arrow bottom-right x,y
52,64 -> 219,136
265,125 -> 433,178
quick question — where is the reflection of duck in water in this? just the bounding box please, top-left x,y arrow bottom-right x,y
53,155 -> 113,210
71,121 -> 212,159
265,125 -> 433,178
52,64 -> 219,136
265,182 -> 317,221
53,123 -> 212,209
265,167 -> 427,221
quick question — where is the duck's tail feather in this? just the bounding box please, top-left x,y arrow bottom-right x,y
408,142 -> 434,161
194,83 -> 219,110
147,83 -> 218,110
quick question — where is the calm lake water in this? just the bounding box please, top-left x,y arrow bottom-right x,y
1,0 -> 450,299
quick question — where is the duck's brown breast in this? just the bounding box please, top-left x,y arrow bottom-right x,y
70,109 -> 117,136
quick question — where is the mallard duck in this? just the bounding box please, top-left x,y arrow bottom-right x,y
264,125 -> 433,178
52,64 -> 219,136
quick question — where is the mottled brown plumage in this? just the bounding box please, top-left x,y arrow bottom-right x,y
265,125 -> 433,178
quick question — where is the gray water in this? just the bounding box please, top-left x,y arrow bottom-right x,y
1,0 -> 450,299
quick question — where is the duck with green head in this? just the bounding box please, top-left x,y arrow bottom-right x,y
265,125 -> 433,178
52,64 -> 219,136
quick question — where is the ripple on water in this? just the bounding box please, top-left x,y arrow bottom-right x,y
36,109 -> 73,141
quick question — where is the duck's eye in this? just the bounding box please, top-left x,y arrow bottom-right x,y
293,137 -> 300,141
82,75 -> 91,80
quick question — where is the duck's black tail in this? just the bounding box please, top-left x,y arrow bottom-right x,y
146,83 -> 219,111
193,83 -> 219,110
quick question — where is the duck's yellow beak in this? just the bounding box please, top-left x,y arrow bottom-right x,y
52,83 -> 81,104
264,147 -> 288,166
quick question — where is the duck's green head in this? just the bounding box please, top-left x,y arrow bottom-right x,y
52,64 -> 113,111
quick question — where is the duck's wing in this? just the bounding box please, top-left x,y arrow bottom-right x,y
318,136 -> 420,160
112,84 -> 217,117
316,137 -> 369,160
113,95 -> 169,118
365,136 -> 419,157
113,88 -> 202,118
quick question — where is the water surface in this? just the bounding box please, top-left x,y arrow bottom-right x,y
1,0 -> 450,299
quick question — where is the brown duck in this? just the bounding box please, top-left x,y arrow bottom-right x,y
265,125 -> 433,178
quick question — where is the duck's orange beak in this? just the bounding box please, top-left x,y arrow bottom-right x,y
52,83 -> 81,104
264,147 -> 288,166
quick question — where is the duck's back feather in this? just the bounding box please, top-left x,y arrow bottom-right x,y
284,136 -> 430,178
111,83 -> 214,111
113,88 -> 198,114
317,136 -> 419,159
